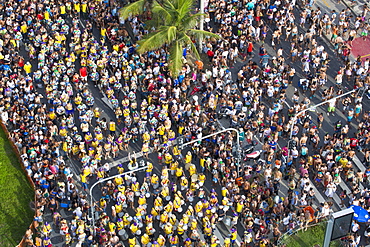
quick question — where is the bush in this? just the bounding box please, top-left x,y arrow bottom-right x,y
279,222 -> 341,247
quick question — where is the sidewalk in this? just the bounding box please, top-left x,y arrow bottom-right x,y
341,0 -> 370,61
341,0 -> 367,19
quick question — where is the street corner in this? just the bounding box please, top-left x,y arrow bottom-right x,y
351,35 -> 370,61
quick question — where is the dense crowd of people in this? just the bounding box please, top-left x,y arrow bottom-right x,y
0,0 -> 370,246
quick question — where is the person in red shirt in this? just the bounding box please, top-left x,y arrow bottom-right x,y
350,138 -> 358,150
207,49 -> 214,62
18,56 -> 24,68
247,41 -> 253,58
79,67 -> 87,82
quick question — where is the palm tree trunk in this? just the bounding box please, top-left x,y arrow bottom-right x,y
198,0 -> 204,51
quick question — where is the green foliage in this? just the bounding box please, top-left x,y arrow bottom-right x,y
119,0 -> 221,77
279,223 -> 342,247
0,127 -> 34,247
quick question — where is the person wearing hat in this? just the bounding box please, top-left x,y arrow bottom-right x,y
130,221 -> 139,235
230,227 -> 238,244
203,222 -> 212,241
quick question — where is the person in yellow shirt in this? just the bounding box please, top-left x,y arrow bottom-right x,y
224,237 -> 231,247
163,222 -> 173,235
173,195 -> 182,212
142,142 -> 150,159
24,61 -> 32,74
149,211 -> 158,226
109,120 -> 116,136
204,224 -> 212,240
210,235 -> 219,247
169,235 -> 179,245
163,201 -> 173,213
44,10 -> 50,20
190,218 -> 197,230
184,237 -> 192,247
128,237 -> 136,247
117,164 -> 124,174
159,211 -> 169,228
177,220 -> 185,236
164,152 -> 173,165
81,1 -> 88,18
230,228 -> 237,245
101,27 -> 107,40
93,107 -> 100,119
169,161 -> 178,176
172,145 -> 181,159
80,174 -> 88,191
185,151 -> 192,164
198,173 -> 206,186
74,2 -> 81,15
188,163 -> 197,176
115,203 -> 123,214
180,176 -> 188,191
108,222 -> 116,234
154,196 -> 163,210
141,233 -> 150,245
175,167 -> 183,182
169,213 -> 177,225
116,218 -> 124,230
236,199 -> 244,213
142,131 -> 150,143
151,174 -> 159,189
130,222 -> 139,235
114,176 -> 123,186
60,5 -> 66,17
195,201 -> 203,215
21,22 -> 27,34
138,194 -> 146,207
146,162 -> 153,178
157,235 -> 166,246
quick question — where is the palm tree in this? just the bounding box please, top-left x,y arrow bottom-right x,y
119,0 -> 220,77
119,0 -> 154,20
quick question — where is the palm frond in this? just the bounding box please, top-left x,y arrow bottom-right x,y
119,0 -> 146,20
180,34 -> 200,59
187,29 -> 222,40
166,26 -> 177,43
168,41 -> 184,77
161,0 -> 179,22
136,30 -> 169,53
177,0 -> 194,20
180,13 -> 204,30
151,1 -> 172,23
